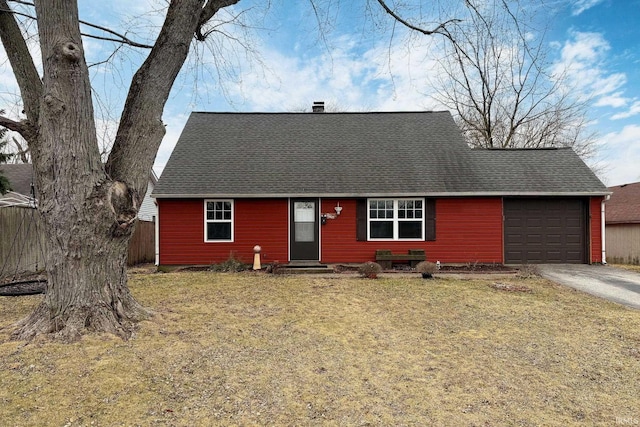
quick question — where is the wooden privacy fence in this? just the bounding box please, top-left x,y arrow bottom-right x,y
1,206 -> 156,277
127,220 -> 156,266
606,224 -> 640,265
0,206 -> 46,277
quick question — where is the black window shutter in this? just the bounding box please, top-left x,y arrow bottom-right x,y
425,198 -> 436,241
356,198 -> 367,241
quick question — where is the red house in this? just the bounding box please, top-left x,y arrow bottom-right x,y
153,105 -> 609,266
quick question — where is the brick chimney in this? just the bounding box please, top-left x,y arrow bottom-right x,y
312,101 -> 325,113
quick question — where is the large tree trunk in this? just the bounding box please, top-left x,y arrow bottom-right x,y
1,0 -> 241,341
14,195 -> 149,341
11,0 -> 149,341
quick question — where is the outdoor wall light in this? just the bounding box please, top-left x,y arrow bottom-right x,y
334,203 -> 343,215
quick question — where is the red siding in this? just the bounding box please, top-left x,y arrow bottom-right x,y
590,196 -> 604,263
158,199 -> 289,265
320,198 -> 504,264
159,196 -> 604,265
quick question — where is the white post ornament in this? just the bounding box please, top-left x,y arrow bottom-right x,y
253,245 -> 262,270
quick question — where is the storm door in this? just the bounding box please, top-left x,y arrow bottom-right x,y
290,199 -> 320,261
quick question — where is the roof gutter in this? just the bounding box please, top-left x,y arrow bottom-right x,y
152,191 -> 612,199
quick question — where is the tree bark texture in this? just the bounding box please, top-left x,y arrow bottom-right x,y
10,0 -> 145,341
0,0 -> 233,341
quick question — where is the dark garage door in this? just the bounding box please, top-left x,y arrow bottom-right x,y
504,198 -> 587,264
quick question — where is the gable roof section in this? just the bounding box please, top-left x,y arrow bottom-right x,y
470,148 -> 608,195
606,181 -> 640,224
153,111 -> 608,198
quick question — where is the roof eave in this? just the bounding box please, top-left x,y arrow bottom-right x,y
605,220 -> 640,225
152,191 -> 611,199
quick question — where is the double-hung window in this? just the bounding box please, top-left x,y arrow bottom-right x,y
205,200 -> 233,242
368,198 -> 424,240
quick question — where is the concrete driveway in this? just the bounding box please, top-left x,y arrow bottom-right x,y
537,264 -> 640,309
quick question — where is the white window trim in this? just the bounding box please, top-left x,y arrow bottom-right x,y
204,199 -> 234,242
367,198 -> 425,241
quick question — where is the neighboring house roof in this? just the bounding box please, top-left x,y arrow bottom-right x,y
0,164 -> 158,216
606,181 -> 640,224
153,111 -> 608,198
0,163 -> 35,196
0,163 -> 37,208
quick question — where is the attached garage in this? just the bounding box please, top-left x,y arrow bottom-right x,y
504,198 -> 587,264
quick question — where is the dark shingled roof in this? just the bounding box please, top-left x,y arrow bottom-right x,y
470,148 -> 608,194
606,181 -> 640,224
153,111 -> 608,198
0,163 -> 35,196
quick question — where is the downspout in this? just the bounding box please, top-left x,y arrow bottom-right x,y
154,201 -> 160,266
601,195 -> 609,264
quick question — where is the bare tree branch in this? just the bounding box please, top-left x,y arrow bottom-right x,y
427,1 -> 597,160
4,1 -> 154,48
197,5 -> 252,41
87,42 -> 125,68
7,0 -> 33,6
78,31 -> 153,48
197,0 -> 240,41
0,0 -> 42,129
79,18 -> 154,49
0,114 -> 30,135
107,0 -> 239,197
11,135 -> 30,162
373,0 -> 576,158
376,0 -> 461,39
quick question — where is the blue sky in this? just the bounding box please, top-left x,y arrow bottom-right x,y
1,0 -> 639,186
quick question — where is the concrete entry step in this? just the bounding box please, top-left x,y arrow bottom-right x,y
276,262 -> 331,274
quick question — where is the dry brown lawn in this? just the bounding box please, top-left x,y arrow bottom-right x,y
612,264 -> 640,273
1,271 -> 640,426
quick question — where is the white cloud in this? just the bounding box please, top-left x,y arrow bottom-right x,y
553,31 -> 629,110
151,33 -> 445,175
187,31 -> 443,114
590,73 -> 628,98
558,31 -> 609,63
571,0 -> 605,16
594,92 -> 628,108
611,100 -> 640,120
550,30 -> 639,186
597,125 -> 640,186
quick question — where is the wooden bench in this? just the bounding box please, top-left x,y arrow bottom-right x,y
375,249 -> 426,269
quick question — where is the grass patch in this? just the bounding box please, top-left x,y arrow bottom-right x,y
612,263 -> 640,273
1,272 -> 639,425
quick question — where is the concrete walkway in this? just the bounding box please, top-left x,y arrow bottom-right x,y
537,264 -> 640,309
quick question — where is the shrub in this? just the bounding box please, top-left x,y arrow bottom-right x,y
210,253 -> 248,272
415,261 -> 437,274
415,261 -> 437,279
358,261 -> 382,279
156,265 -> 175,273
515,264 -> 539,279
265,261 -> 282,274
